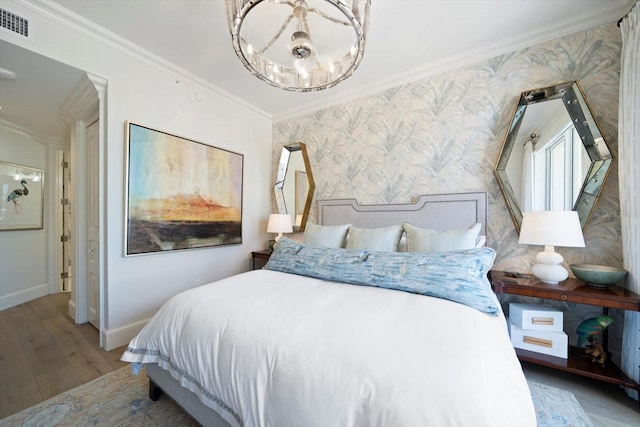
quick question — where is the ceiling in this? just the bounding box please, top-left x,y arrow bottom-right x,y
0,39 -> 86,144
0,0 -> 632,143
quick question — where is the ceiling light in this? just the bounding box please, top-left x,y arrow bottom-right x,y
224,0 -> 370,92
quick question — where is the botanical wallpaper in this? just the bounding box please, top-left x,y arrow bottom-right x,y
273,23 -> 624,360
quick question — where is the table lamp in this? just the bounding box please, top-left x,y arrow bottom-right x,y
267,214 -> 293,247
518,210 -> 585,284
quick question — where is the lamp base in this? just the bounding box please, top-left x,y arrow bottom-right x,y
530,246 -> 568,285
271,233 -> 284,249
531,263 -> 569,284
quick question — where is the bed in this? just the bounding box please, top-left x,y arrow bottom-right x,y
121,192 -> 536,427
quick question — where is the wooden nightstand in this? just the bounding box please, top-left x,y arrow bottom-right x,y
490,270 -> 640,399
251,249 -> 272,270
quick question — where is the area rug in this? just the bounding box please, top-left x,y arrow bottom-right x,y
2,366 -> 592,427
0,366 -> 198,427
528,381 -> 593,427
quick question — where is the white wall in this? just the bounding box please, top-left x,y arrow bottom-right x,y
0,126 -> 49,309
1,2 -> 273,349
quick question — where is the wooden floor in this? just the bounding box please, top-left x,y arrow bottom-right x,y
0,292 -> 127,419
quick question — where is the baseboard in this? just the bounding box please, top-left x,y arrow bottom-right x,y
68,299 -> 76,321
102,317 -> 151,351
0,284 -> 49,311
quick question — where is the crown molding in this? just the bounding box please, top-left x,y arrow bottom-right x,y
273,1 -> 628,122
9,0 -> 628,124
14,0 -> 271,121
60,74 -> 99,125
1,119 -> 68,149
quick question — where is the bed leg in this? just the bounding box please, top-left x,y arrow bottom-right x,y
149,379 -> 164,401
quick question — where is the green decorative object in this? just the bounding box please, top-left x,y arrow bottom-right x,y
575,315 -> 613,348
569,264 -> 628,288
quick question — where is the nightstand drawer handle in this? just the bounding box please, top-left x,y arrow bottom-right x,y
561,294 -> 567,300
532,317 -> 554,325
523,336 -> 553,348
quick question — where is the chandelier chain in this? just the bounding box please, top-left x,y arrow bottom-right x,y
256,14 -> 295,55
306,7 -> 352,26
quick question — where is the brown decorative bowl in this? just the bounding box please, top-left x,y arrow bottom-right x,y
569,264 -> 628,288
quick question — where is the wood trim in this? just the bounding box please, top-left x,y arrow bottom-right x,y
490,271 -> 640,311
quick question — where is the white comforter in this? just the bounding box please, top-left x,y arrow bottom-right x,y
122,269 -> 536,427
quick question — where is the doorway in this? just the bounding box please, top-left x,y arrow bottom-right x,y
54,121 -> 100,332
60,73 -> 106,345
0,40 -> 107,346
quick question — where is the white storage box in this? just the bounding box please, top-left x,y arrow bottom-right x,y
508,320 -> 568,358
509,303 -> 563,331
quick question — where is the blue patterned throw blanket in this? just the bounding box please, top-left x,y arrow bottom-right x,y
265,238 -> 499,315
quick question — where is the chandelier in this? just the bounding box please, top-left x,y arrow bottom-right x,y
225,0 -> 371,92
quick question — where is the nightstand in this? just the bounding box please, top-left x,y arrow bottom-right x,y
490,270 -> 640,399
251,249 -> 272,270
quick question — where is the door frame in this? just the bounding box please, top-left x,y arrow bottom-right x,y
60,73 -> 107,347
52,149 -> 70,294
86,120 -> 100,329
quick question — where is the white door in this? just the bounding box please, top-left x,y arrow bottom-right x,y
87,120 -> 100,329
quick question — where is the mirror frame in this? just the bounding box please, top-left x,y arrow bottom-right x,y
274,142 -> 316,232
495,81 -> 614,233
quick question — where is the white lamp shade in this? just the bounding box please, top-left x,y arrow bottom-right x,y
519,210 -> 585,284
267,214 -> 293,234
518,211 -> 585,248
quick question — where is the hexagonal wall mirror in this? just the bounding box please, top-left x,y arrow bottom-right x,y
495,81 -> 613,233
274,142 -> 315,232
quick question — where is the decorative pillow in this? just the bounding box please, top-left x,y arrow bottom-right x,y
346,225 -> 404,252
265,238 -> 499,315
303,223 -> 350,248
403,222 -> 482,253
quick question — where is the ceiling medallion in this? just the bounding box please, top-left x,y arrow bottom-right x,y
225,0 -> 371,92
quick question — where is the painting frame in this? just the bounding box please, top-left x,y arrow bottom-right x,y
124,121 -> 244,256
0,161 -> 44,231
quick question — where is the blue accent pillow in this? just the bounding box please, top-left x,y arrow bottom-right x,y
264,238 -> 499,315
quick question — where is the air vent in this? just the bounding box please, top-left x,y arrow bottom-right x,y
0,8 -> 29,37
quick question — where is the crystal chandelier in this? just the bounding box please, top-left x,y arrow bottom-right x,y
225,0 -> 371,92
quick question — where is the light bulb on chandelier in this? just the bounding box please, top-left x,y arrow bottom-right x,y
290,31 -> 313,59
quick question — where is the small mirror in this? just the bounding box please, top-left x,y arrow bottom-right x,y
274,142 -> 315,232
495,81 -> 613,232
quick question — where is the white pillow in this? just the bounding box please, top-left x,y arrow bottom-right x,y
346,225 -> 404,252
403,222 -> 482,253
302,223 -> 350,248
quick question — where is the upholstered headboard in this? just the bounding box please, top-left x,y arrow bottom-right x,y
317,192 -> 487,236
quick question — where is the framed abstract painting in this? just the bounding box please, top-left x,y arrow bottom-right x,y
0,161 -> 44,231
124,122 -> 244,256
